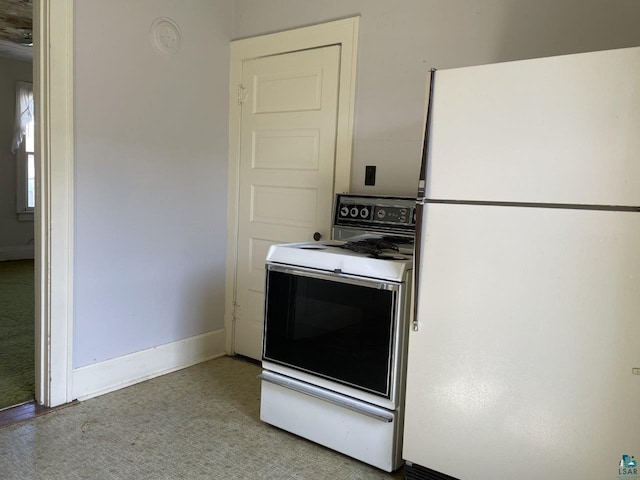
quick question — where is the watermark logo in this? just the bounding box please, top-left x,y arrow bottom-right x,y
619,455 -> 639,480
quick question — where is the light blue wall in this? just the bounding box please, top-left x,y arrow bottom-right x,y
72,0 -> 640,368
73,0 -> 234,367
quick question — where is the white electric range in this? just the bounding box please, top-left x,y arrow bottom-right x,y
259,194 -> 416,472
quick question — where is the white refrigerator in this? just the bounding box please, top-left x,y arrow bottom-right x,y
403,47 -> 640,480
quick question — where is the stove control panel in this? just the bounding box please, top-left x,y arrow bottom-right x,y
333,194 -> 416,233
374,205 -> 410,224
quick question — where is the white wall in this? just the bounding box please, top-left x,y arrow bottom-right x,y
73,0 -> 233,368
233,0 -> 640,196
68,0 -> 640,392
0,56 -> 33,259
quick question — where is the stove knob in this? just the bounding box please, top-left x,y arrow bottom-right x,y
340,206 -> 349,217
399,216 -> 407,223
350,207 -> 359,218
313,232 -> 322,241
377,209 -> 386,219
360,207 -> 369,218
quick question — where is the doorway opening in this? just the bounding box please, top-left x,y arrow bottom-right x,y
0,0 -> 35,411
1,0 -> 74,412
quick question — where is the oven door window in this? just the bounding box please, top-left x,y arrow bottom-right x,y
264,269 -> 397,397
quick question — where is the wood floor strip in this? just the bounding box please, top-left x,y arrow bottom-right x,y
0,400 -> 77,429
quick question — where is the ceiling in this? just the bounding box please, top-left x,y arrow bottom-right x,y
0,0 -> 32,62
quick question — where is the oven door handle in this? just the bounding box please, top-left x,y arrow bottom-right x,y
258,372 -> 394,423
266,263 -> 400,291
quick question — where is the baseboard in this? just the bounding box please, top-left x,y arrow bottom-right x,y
0,245 -> 35,261
72,329 -> 226,401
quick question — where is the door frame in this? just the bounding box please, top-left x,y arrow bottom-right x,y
224,17 -> 360,354
33,0 -> 74,407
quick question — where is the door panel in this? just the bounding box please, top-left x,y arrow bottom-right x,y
252,129 -> 320,170
250,185 -> 318,227
253,69 -> 323,113
427,47 -> 640,206
403,203 -> 640,480
234,45 -> 341,359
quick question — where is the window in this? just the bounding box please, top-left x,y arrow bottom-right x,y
19,117 -> 35,211
11,81 -> 34,220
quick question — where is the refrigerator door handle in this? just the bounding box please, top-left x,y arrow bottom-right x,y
412,70 -> 436,332
412,201 -> 424,332
417,68 -> 437,199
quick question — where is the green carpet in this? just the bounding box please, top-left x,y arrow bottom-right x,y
0,260 -> 35,409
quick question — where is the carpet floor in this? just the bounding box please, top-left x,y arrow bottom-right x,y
0,260 -> 35,409
0,356 -> 404,479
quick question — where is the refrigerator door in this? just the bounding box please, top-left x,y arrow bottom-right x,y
426,46 -> 640,206
403,203 -> 640,480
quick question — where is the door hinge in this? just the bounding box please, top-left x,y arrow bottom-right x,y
232,302 -> 240,323
237,84 -> 248,105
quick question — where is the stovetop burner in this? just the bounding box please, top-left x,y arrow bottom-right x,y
340,238 -> 413,259
380,235 -> 413,245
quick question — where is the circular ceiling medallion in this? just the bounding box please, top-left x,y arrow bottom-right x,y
150,17 -> 182,56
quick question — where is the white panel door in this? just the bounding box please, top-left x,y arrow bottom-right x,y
427,46 -> 640,206
403,204 -> 640,480
234,46 -> 341,359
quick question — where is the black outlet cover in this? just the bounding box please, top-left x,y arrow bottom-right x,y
365,165 -> 376,186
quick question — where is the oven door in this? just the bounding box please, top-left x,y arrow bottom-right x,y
263,263 -> 400,398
